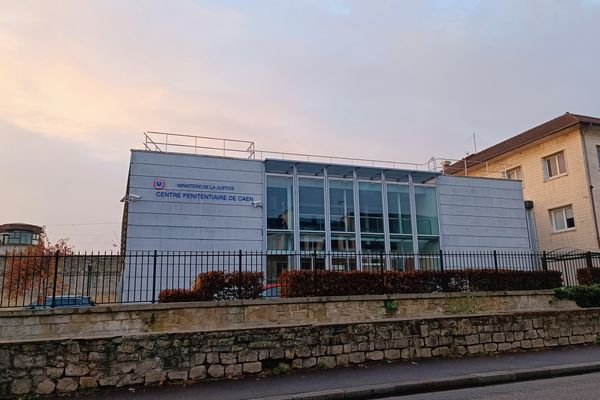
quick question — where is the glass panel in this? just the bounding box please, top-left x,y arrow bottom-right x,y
300,255 -> 326,270
546,157 -> 556,178
19,232 -> 32,245
331,254 -> 357,271
390,235 -> 413,253
387,184 -> 412,234
299,233 -> 325,252
418,237 -> 440,254
330,233 -> 356,252
565,207 -> 575,228
267,255 -> 292,284
506,167 -> 522,181
267,175 -> 293,230
329,180 -> 355,232
414,186 -> 439,235
552,209 -> 565,230
359,182 -> 384,233
361,234 -> 385,253
299,178 -> 325,231
32,234 -> 40,246
557,152 -> 566,174
267,232 -> 294,251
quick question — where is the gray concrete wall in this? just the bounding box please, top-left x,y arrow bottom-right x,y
125,150 -> 265,252
436,176 -> 533,267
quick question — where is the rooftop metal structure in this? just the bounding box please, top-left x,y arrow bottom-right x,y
142,131 -> 512,179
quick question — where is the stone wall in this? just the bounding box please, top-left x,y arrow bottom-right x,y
0,291 -> 575,342
1,309 -> 599,398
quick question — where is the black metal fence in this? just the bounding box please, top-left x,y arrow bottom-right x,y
0,249 -> 598,308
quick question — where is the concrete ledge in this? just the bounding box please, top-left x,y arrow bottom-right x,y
0,290 -> 578,342
0,290 -> 560,317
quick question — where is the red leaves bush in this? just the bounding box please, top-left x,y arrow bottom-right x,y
159,271 -> 263,303
280,269 -> 562,298
577,268 -> 600,285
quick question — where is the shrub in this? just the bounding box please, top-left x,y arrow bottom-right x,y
158,288 -> 202,303
280,269 -> 562,298
555,285 -> 600,307
577,268 -> 600,285
159,271 -> 264,303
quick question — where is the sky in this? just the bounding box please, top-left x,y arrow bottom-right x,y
2,0 -> 600,250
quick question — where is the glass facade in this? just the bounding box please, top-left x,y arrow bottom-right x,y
266,169 -> 441,274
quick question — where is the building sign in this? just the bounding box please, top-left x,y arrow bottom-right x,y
152,178 -> 255,203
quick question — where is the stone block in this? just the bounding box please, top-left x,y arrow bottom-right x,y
521,340 -> 532,349
349,352 -> 365,364
13,354 -> 33,369
558,337 -> 570,346
465,335 -> 479,345
207,352 -> 220,364
336,354 -> 349,367
492,333 -> 505,343
11,378 -> 32,395
384,349 -> 401,360
65,363 -> 90,377
498,343 -> 512,352
270,348 -> 285,360
366,351 -> 384,361
467,345 -> 484,354
225,364 -> 243,377
479,333 -> 492,343
570,335 -> 585,345
220,353 -> 237,365
190,366 -> 207,380
168,371 -> 188,381
145,371 -> 167,385
56,378 -> 78,394
420,348 -> 433,358
291,358 -> 303,369
36,379 -> 56,395
208,364 -> 225,378
238,350 -> 258,363
243,362 -> 262,374
303,357 -> 317,368
47,367 -> 64,380
484,343 -> 498,352
99,375 -> 120,387
80,376 -> 98,389
318,356 -> 336,369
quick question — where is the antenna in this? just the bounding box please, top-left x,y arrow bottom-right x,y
473,132 -> 478,153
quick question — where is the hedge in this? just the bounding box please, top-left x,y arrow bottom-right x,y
555,284 -> 600,307
159,271 -> 263,303
576,268 -> 600,285
280,269 -> 563,297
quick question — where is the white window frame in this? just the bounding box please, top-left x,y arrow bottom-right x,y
504,166 -> 522,181
550,205 -> 575,232
543,151 -> 567,180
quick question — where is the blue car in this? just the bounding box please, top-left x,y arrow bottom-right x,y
27,295 -> 96,309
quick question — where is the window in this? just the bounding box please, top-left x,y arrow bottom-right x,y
543,151 -> 566,179
358,182 -> 384,234
597,146 -> 600,168
329,180 -> 355,232
505,166 -> 522,181
550,206 -> 575,231
298,178 -> 325,231
414,186 -> 439,236
266,176 -> 294,230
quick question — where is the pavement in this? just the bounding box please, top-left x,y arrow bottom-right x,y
87,346 -> 600,400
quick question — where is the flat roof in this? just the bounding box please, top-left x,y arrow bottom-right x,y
264,159 -> 439,183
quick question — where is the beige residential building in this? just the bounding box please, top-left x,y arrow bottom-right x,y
448,113 -> 600,252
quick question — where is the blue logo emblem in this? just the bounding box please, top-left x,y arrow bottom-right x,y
153,178 -> 165,190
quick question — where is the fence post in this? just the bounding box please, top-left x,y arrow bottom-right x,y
379,252 -> 385,292
439,249 -> 444,272
541,251 -> 548,271
493,250 -> 498,271
151,250 -> 157,304
238,250 -> 243,299
586,251 -> 593,269
51,251 -> 60,308
312,250 -> 317,296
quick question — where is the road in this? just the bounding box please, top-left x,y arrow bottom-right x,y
79,346 -> 600,400
385,372 -> 600,400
